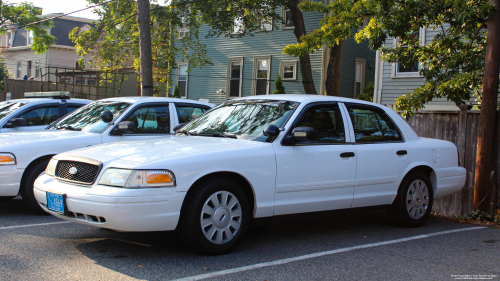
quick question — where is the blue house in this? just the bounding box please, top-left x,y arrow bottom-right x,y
168,6 -> 376,103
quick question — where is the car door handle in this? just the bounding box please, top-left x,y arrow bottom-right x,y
397,150 -> 407,156
340,152 -> 355,158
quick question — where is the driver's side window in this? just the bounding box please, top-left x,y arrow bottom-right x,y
295,104 -> 345,143
17,105 -> 59,126
124,105 -> 170,134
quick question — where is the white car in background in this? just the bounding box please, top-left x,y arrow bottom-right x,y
0,92 -> 91,133
0,97 -> 213,212
34,95 -> 466,255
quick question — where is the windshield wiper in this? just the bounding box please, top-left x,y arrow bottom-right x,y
177,130 -> 198,136
59,125 -> 81,131
210,132 -> 237,139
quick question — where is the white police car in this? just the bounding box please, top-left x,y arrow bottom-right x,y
0,97 -> 214,213
0,92 -> 91,133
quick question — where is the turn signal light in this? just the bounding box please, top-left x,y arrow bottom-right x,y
0,153 -> 16,165
147,173 -> 172,184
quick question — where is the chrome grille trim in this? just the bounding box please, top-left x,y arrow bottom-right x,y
55,160 -> 102,185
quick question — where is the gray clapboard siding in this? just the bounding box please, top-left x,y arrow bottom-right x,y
169,6 -> 375,103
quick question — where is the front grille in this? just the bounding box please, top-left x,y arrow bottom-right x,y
55,160 -> 101,185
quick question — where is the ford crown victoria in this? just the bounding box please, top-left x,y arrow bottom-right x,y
0,97 -> 213,212
34,95 -> 466,254
0,92 -> 91,133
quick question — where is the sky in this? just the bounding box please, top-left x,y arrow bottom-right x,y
7,0 -> 101,20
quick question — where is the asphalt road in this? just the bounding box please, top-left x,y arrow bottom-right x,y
1,197 -> 499,281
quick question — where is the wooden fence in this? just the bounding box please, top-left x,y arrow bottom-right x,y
408,106 -> 500,217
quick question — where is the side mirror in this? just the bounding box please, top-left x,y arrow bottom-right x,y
4,118 -> 28,128
263,124 -> 280,137
101,110 -> 113,123
117,121 -> 136,134
291,127 -> 316,143
173,123 -> 186,132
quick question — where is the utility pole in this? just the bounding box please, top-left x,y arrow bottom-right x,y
474,0 -> 500,213
137,0 -> 153,96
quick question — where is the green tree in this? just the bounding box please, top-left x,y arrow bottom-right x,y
0,58 -> 8,90
273,74 -> 286,94
0,1 -> 55,54
173,84 -> 181,98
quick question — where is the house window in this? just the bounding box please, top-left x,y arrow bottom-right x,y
7,31 -> 12,47
75,59 -> 83,70
177,64 -> 188,97
16,61 -> 22,79
233,17 -> 244,34
281,7 -> 294,28
27,60 -> 32,77
259,10 -> 273,31
280,61 -> 297,80
179,16 -> 190,38
253,56 -> 271,95
35,60 -> 40,78
27,30 -> 33,46
354,58 -> 366,97
227,57 -> 243,98
395,28 -> 424,77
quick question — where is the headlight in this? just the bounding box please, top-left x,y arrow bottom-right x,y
99,169 -> 176,188
99,169 -> 132,187
0,153 -> 16,165
45,158 -> 58,176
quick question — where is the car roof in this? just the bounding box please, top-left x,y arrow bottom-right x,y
2,98 -> 91,104
99,96 -> 214,107
233,94 -> 380,107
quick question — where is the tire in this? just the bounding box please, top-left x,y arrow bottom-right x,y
178,177 -> 250,255
21,159 -> 50,214
388,172 -> 433,227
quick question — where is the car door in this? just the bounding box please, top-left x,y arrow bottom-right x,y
101,103 -> 174,143
273,102 -> 357,216
343,103 -> 413,208
2,103 -> 62,133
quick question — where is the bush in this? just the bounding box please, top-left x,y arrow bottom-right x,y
173,85 -> 181,98
356,82 -> 374,102
272,75 -> 285,94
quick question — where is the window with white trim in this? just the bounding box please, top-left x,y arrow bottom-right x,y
177,64 -> 188,98
280,60 -> 297,80
27,60 -> 32,77
395,28 -> 424,77
7,31 -> 12,47
354,58 -> 366,97
35,60 -> 40,78
179,16 -> 190,38
259,10 -> 273,31
233,17 -> 244,34
16,61 -> 22,79
253,56 -> 271,95
227,57 -> 243,98
27,30 -> 33,46
281,7 -> 294,28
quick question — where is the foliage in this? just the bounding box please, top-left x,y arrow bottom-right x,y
0,58 -> 8,90
0,1 -> 55,53
357,82 -> 374,102
284,0 -> 494,119
71,0 -> 212,92
273,75 -> 286,94
456,209 -> 500,224
173,84 -> 181,98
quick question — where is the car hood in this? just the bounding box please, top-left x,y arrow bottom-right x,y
56,135 -> 264,164
0,130 -> 97,147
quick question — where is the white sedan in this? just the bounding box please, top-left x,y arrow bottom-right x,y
34,95 -> 466,255
0,97 -> 213,212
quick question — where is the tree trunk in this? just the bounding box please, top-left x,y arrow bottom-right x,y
137,0 -> 153,96
289,3 -> 317,95
474,0 -> 500,213
324,41 -> 343,96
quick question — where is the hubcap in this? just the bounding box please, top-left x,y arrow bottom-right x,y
406,179 -> 430,219
200,191 -> 242,244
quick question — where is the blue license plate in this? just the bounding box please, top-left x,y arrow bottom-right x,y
46,192 -> 66,214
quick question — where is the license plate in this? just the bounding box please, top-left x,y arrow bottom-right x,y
46,192 -> 67,214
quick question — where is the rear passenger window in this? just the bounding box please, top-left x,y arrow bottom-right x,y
295,104 -> 345,143
176,105 -> 209,124
346,105 -> 402,142
17,106 -> 59,126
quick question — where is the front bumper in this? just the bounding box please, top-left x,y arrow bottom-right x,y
34,174 -> 186,232
0,166 -> 24,197
434,167 -> 467,199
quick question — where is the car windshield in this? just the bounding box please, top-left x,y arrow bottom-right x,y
48,101 -> 131,134
0,101 -> 25,120
181,99 -> 299,142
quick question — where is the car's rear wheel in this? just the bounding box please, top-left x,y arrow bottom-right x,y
388,172 -> 433,227
21,160 -> 49,214
178,177 -> 250,255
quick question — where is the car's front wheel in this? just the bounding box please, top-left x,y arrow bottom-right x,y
178,177 -> 250,255
388,172 -> 433,227
21,159 -> 50,214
